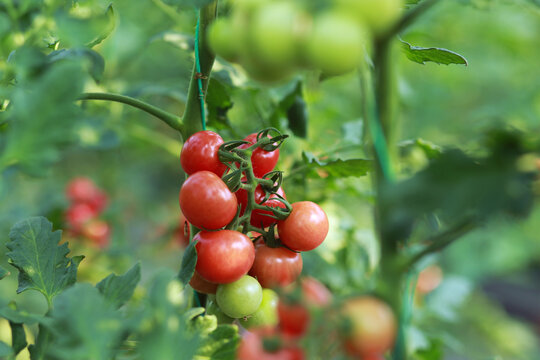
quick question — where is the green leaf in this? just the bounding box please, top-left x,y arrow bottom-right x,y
10,321 -> 27,355
178,240 -> 198,286
286,95 -> 308,139
0,303 -> 44,325
6,217 -> 84,304
55,4 -> 115,48
195,324 -> 240,360
302,151 -> 372,178
45,283 -> 125,360
96,263 -> 141,309
47,48 -> 105,82
86,5 -> 116,48
268,81 -> 307,137
0,265 -> 8,280
413,339 -> 444,360
206,77 -> 234,131
401,40 -> 468,66
0,341 -> 12,357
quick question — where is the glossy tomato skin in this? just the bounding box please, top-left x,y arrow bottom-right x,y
237,186 -> 287,228
249,242 -> 302,288
239,133 -> 279,178
239,288 -> 279,329
216,275 -> 262,318
342,296 -> 397,357
195,230 -> 255,284
189,271 -> 218,294
278,201 -> 329,252
179,171 -> 238,230
180,130 -> 227,176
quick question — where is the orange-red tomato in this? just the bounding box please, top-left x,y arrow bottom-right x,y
189,271 -> 218,294
249,242 -> 302,288
278,201 -> 329,251
180,130 -> 227,176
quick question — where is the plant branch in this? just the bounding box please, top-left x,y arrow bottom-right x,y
407,217 -> 478,268
79,92 -> 184,133
182,1 -> 218,138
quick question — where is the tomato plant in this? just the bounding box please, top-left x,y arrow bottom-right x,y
180,130 -> 227,176
216,275 -> 263,318
278,201 -> 329,252
248,241 -> 303,288
239,133 -> 280,178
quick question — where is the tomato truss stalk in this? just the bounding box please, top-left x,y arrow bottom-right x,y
218,129 -> 292,246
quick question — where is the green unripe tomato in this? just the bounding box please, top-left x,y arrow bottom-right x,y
216,275 -> 263,318
239,288 -> 278,329
333,0 -> 403,35
207,18 -> 242,62
248,2 -> 307,68
307,12 -> 367,76
206,298 -> 235,324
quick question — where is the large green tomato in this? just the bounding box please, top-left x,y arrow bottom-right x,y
207,18 -> 243,63
333,0 -> 403,35
216,275 -> 263,318
238,288 -> 278,329
307,12 -> 367,76
206,297 -> 235,324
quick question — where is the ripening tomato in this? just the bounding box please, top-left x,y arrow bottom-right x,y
180,131 -> 227,176
208,18 -> 243,62
306,12 -> 366,76
239,133 -> 280,178
341,296 -> 397,357
237,185 -> 287,228
81,219 -> 111,248
301,277 -> 332,306
179,171 -> 238,230
334,0 -> 403,35
278,201 -> 329,252
189,271 -> 218,294
195,230 -> 255,284
65,202 -> 98,232
239,288 -> 279,329
66,177 -> 108,212
216,275 -> 263,318
249,242 -> 302,288
416,265 -> 443,295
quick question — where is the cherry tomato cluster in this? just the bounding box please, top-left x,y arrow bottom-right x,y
208,0 -> 403,82
64,177 -> 111,248
177,129 -> 329,338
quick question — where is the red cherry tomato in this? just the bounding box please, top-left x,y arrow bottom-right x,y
179,171 -> 238,230
278,201 -> 329,251
249,242 -> 302,288
189,271 -> 218,294
180,130 -> 227,176
236,185 -> 287,228
278,301 -> 310,337
195,230 -> 255,284
81,219 -> 111,248
66,177 -> 108,212
65,202 -> 99,232
239,133 -> 280,178
341,296 -> 397,357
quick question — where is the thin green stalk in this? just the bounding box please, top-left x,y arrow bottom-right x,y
182,2 -> 218,138
79,92 -> 184,133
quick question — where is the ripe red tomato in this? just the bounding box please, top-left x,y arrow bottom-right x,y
300,277 -> 332,306
66,177 -> 108,212
179,171 -> 238,230
236,185 -> 287,228
278,301 -> 309,337
180,130 -> 227,176
189,271 -> 218,294
249,242 -> 302,288
278,201 -> 329,251
238,329 -> 304,360
81,219 -> 111,248
65,202 -> 98,232
195,230 -> 255,284
341,296 -> 397,357
239,133 -> 280,178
